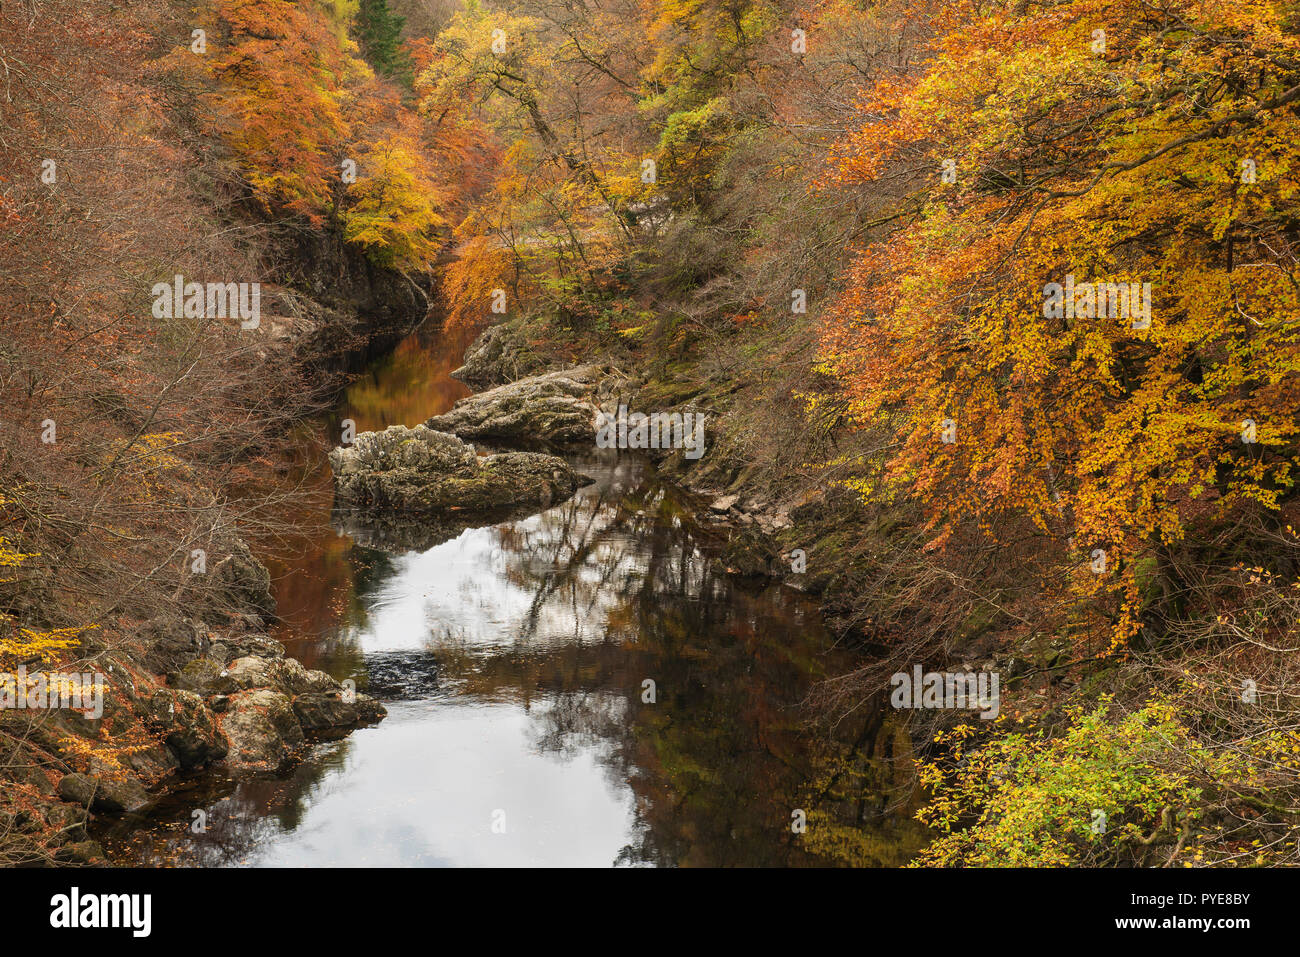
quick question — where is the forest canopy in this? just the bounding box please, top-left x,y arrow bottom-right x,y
2,0 -> 1298,868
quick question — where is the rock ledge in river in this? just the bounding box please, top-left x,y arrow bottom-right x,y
426,365 -> 630,447
328,424 -> 591,512
449,320 -> 551,390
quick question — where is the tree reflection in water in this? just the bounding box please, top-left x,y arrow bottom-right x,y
97,334 -> 927,867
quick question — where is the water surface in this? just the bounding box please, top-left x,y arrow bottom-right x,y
99,325 -> 925,867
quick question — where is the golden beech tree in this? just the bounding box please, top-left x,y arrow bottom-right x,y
342,131 -> 447,267
185,0 -> 448,266
820,0 -> 1300,647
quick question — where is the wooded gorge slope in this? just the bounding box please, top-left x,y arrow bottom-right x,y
0,0 -> 444,863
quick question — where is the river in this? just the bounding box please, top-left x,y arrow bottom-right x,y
97,326 -> 924,867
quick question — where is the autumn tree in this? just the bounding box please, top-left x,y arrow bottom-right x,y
820,0 -> 1300,649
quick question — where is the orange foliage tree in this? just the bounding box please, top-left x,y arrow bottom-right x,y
186,0 -> 450,266
819,0 -> 1300,647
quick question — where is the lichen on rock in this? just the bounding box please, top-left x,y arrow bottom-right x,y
328,424 -> 591,513
426,364 -> 627,447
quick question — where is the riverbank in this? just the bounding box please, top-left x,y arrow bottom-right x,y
0,0 -> 474,867
0,230 -> 437,868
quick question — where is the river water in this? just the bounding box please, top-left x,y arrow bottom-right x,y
98,327 -> 924,867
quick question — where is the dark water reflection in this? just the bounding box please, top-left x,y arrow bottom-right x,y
98,327 -> 926,867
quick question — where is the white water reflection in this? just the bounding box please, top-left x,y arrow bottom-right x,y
227,699 -> 639,867
223,457 -> 659,865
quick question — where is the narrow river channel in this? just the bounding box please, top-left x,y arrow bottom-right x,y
96,327 -> 918,867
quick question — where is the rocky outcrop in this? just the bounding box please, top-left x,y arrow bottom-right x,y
208,537 -> 276,620
22,545 -> 387,859
219,689 -> 306,769
208,633 -> 288,664
118,545 -> 384,777
291,689 -> 384,731
426,364 -> 627,447
329,424 -> 591,513
57,772 -> 149,814
137,618 -> 209,675
220,654 -> 336,695
450,320 -> 551,390
160,643 -> 385,772
145,689 -> 228,769
250,233 -> 433,387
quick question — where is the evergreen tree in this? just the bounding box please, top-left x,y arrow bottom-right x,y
356,0 -> 411,83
